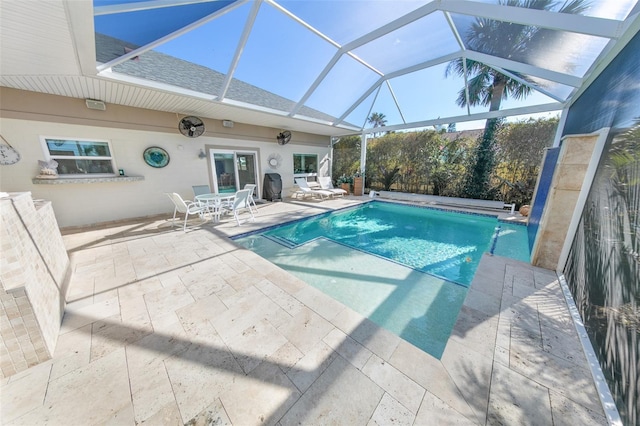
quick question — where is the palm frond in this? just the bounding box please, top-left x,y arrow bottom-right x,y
558,0 -> 591,15
466,73 -> 493,106
448,0 -> 590,111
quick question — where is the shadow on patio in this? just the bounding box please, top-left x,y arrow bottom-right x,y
1,200 -> 606,425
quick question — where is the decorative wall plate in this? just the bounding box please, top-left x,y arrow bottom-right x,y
143,146 -> 170,168
0,144 -> 21,165
267,153 -> 282,169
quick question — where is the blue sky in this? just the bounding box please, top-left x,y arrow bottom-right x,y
95,0 -> 636,131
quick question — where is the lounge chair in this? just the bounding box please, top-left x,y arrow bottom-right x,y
318,176 -> 347,197
165,192 -> 208,231
293,178 -> 333,200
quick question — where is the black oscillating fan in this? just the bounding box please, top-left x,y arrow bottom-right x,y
277,130 -> 291,145
178,116 -> 205,138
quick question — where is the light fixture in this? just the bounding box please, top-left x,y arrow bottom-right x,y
85,99 -> 106,111
198,149 -> 207,159
222,120 -> 234,128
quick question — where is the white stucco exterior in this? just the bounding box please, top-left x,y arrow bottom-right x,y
0,92 -> 331,228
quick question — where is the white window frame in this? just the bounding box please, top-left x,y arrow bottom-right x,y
40,136 -> 118,177
293,153 -> 319,181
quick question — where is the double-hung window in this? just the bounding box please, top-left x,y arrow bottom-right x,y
41,137 -> 117,177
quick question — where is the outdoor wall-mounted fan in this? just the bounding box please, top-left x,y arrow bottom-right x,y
276,130 -> 291,145
179,116 -> 205,138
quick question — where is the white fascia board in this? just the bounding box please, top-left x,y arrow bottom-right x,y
440,0 -> 624,39
363,102 -> 564,134
98,69 -> 217,101
219,98 -> 359,132
289,114 -> 336,127
332,124 -> 362,134
220,97 -> 291,115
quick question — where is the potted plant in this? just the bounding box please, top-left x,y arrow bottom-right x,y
336,174 -> 353,194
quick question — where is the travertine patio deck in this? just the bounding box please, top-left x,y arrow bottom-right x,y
1,197 -> 607,425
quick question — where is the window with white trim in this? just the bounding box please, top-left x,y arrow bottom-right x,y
293,154 -> 318,174
41,137 -> 117,176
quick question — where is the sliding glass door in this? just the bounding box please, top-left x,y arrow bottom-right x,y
209,150 -> 258,195
236,152 -> 257,192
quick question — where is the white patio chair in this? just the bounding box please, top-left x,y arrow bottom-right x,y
224,188 -> 255,226
192,184 -> 210,197
243,183 -> 258,213
165,192 -> 208,231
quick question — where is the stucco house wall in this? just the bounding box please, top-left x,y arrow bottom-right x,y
0,89 -> 330,228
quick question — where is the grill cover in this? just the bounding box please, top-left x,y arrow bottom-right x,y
263,173 -> 282,201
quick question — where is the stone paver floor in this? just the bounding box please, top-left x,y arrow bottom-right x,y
1,198 -> 607,425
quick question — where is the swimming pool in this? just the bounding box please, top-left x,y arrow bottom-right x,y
234,201 -> 529,358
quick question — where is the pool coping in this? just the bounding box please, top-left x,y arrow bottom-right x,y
232,200 -> 528,287
231,198 -> 523,240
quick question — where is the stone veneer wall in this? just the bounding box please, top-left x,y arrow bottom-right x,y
0,192 -> 69,377
530,134 -> 598,270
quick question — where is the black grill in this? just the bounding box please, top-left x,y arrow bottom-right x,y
263,173 -> 282,201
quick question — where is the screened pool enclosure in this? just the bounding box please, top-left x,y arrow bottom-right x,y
88,0 -> 639,135
0,0 -> 639,423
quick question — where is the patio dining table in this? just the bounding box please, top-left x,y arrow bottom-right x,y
195,193 -> 235,222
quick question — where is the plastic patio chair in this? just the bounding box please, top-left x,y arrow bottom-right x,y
223,188 -> 255,226
165,192 -> 208,231
192,184 -> 210,197
243,183 -> 258,213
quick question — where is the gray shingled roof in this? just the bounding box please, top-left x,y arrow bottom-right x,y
98,33 -> 345,125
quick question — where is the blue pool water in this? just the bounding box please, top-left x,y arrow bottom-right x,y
234,201 -> 529,358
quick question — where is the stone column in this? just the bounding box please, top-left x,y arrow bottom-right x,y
531,133 -> 600,270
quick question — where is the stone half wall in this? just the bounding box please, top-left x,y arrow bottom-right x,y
0,192 -> 69,377
530,133 -> 600,270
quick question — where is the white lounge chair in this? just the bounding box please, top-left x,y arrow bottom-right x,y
223,188 -> 255,226
165,192 -> 208,231
318,176 -> 347,197
293,178 -> 333,200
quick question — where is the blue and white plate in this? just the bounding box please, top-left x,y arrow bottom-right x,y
143,146 -> 170,168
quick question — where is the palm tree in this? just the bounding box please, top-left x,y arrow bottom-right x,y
446,0 -> 589,198
367,112 -> 388,137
